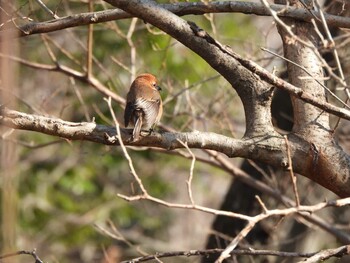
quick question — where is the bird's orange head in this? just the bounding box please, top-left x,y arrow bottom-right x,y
135,73 -> 162,91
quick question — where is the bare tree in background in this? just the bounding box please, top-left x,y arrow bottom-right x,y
0,0 -> 350,262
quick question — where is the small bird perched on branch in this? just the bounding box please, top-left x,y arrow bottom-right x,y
124,73 -> 163,142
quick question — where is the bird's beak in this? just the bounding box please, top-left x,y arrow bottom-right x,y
156,85 -> 162,91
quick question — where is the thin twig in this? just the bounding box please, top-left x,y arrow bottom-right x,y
260,0 -> 348,88
71,77 -> 92,122
117,192 -> 253,221
33,0 -> 59,19
177,139 -> 196,205
216,220 -> 258,262
0,137 -> 64,149
94,220 -> 148,256
255,195 -> 268,213
0,53 -> 125,104
104,97 -> 148,194
86,0 -> 94,79
261,47 -> 349,109
297,245 -> 350,263
41,35 -> 57,63
284,135 -> 300,207
163,75 -> 220,105
314,0 -> 346,85
126,18 -> 138,81
0,249 -> 44,263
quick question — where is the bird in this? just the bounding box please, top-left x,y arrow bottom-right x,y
124,73 -> 163,142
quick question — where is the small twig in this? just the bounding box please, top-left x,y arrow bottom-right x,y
71,77 -> 92,122
255,195 -> 268,213
0,249 -> 44,263
33,0 -> 59,19
177,139 -> 196,205
216,220 -> 258,262
297,0 -> 320,22
104,97 -> 148,195
41,35 -> 57,63
297,245 -> 350,263
43,35 -> 82,66
163,75 -> 220,105
314,0 -> 346,86
111,56 -> 132,73
260,0 -> 348,88
313,0 -> 349,130
86,0 -> 94,79
0,53 -> 125,104
0,137 -> 64,149
94,220 -> 148,256
284,135 -> 300,207
261,47 -> 349,110
126,18 -> 138,81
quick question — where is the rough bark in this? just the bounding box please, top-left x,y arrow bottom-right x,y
1,1 -> 350,40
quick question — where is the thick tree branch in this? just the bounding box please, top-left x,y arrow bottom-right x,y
2,107 -> 350,197
276,0 -> 330,137
0,108 -> 251,156
1,1 -> 350,40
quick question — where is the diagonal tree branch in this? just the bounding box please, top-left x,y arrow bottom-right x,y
1,1 -> 350,40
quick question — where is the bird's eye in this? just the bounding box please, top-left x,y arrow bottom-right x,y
152,83 -> 157,87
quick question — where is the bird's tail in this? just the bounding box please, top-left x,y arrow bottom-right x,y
132,111 -> 143,142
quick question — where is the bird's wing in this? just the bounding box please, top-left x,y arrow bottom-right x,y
132,111 -> 143,141
135,98 -> 161,129
124,102 -> 134,127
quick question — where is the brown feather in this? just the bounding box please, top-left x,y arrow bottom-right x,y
124,73 -> 163,141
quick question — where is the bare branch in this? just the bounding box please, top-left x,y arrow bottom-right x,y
216,220 -> 257,262
261,47 -> 348,109
297,245 -> 350,263
216,197 -> 350,262
284,135 -> 300,207
125,248 -> 316,262
2,1 -> 350,39
86,0 -> 94,79
0,249 -> 44,263
0,53 -> 125,105
33,0 -> 59,19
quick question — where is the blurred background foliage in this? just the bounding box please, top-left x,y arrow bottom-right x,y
1,1 -> 261,262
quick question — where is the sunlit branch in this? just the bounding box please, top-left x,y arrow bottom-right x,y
1,1 -> 350,40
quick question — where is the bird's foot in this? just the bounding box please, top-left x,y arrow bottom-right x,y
148,128 -> 154,136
